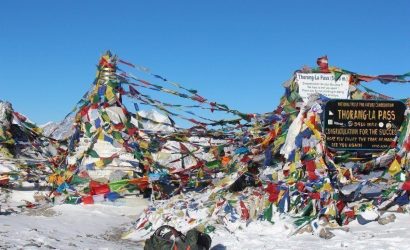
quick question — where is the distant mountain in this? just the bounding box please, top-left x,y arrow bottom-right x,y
1,100 -> 57,160
41,114 -> 76,141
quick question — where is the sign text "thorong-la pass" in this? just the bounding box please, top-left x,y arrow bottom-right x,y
296,73 -> 350,102
324,100 -> 406,151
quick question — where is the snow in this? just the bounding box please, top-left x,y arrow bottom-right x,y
210,213 -> 410,250
2,190 -> 409,249
0,190 -> 149,249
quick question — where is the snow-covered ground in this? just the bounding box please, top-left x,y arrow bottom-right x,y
210,213 -> 410,250
1,190 -> 409,249
0,190 -> 148,249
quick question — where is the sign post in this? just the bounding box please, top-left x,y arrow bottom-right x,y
296,73 -> 350,102
323,100 -> 406,151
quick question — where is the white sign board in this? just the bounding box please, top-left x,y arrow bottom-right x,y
296,73 -> 350,102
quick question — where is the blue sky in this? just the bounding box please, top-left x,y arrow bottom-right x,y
0,0 -> 409,125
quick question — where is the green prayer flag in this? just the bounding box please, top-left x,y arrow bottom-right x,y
109,179 -> 129,192
333,71 -> 343,81
87,149 -> 99,158
206,160 -> 220,169
263,203 -> 274,223
85,123 -> 93,137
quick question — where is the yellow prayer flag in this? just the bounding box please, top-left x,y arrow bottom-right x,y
48,174 -> 57,184
105,86 -> 115,101
97,129 -> 104,141
95,159 -> 105,168
289,163 -> 296,173
295,151 -> 300,162
321,182 -> 333,192
32,127 -> 43,134
326,204 -> 336,217
63,171 -> 73,180
316,158 -> 326,169
388,159 -> 401,176
139,140 -> 149,150
271,171 -> 278,181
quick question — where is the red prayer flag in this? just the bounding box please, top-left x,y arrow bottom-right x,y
402,181 -> 410,191
240,200 -> 250,220
305,160 -> 316,172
